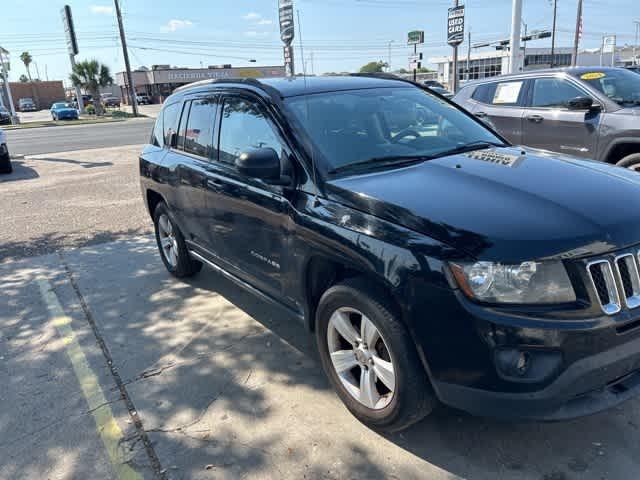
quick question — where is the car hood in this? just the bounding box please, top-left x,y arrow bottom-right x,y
325,147 -> 640,262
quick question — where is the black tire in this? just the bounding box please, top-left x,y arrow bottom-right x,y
616,153 -> 640,171
0,152 -> 12,174
153,202 -> 202,278
315,278 -> 436,432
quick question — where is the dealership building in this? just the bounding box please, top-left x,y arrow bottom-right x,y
429,46 -> 639,89
115,65 -> 286,103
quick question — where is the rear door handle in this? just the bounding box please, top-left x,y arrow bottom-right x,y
475,111 -> 487,118
207,178 -> 224,189
526,115 -> 544,123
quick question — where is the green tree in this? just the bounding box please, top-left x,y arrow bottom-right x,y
69,59 -> 113,116
20,51 -> 33,81
19,74 -> 29,83
359,61 -> 388,73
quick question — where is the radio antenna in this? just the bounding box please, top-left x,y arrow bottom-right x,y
297,8 -> 321,207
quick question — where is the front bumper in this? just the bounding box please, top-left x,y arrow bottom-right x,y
434,330 -> 640,420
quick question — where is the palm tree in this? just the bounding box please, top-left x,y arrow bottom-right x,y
69,60 -> 113,116
20,51 -> 32,81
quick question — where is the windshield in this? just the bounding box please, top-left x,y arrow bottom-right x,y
285,87 -> 504,172
574,69 -> 640,106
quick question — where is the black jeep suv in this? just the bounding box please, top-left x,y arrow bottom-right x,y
140,75 -> 640,431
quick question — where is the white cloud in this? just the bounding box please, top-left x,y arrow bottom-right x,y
161,19 -> 194,32
90,5 -> 113,15
244,31 -> 269,38
256,19 -> 273,25
243,12 -> 261,20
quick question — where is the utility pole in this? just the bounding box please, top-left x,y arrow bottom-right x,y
0,47 -> 18,124
466,31 -> 471,81
634,20 -> 640,66
572,0 -> 583,66
509,0 -> 523,73
114,0 -> 138,116
388,40 -> 394,72
550,0 -> 558,67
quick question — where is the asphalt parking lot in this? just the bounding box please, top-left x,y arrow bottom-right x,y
2,144 -> 640,479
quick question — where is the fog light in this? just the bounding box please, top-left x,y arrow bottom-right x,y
495,348 -> 563,382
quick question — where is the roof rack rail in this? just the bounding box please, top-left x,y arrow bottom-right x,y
173,77 -> 266,94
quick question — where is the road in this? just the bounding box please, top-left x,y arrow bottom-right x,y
5,118 -> 155,156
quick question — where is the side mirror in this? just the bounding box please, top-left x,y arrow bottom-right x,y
235,148 -> 286,183
568,96 -> 594,111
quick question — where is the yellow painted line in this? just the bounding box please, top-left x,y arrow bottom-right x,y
37,278 -> 143,480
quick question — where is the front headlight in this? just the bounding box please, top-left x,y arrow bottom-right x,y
450,261 -> 576,304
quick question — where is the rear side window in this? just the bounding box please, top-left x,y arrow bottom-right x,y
531,78 -> 585,108
162,102 -> 182,146
471,83 -> 497,104
182,98 -> 217,158
218,97 -> 283,165
151,113 -> 164,147
491,81 -> 524,105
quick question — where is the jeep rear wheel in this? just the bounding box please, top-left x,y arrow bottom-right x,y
616,153 -> 640,171
153,203 -> 202,278
316,278 -> 435,432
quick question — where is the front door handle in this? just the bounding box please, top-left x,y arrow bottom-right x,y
207,178 -> 224,189
526,114 -> 544,123
475,111 -> 488,118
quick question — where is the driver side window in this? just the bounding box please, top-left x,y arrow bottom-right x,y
218,97 -> 284,166
532,78 -> 585,108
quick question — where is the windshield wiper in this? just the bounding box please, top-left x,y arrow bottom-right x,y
329,155 -> 432,174
426,140 -> 506,160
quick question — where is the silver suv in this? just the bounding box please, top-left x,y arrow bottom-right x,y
454,67 -> 640,169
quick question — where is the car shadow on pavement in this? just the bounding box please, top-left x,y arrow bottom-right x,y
0,160 -> 39,183
34,157 -> 113,169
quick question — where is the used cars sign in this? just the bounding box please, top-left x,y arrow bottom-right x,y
447,5 -> 465,47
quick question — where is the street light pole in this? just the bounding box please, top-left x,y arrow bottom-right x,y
113,0 -> 138,116
508,0 -> 523,73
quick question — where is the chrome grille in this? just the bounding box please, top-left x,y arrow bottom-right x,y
587,260 -> 621,315
616,254 -> 640,309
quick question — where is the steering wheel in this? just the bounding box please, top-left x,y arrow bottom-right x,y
391,128 -> 421,143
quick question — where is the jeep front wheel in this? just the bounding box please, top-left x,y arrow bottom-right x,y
315,278 -> 435,432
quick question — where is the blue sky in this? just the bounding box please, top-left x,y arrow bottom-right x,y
1,0 -> 638,84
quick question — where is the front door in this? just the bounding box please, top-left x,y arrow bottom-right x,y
205,94 -> 293,300
521,77 -> 600,158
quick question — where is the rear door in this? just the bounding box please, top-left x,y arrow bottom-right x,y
521,76 -> 600,157
163,96 -> 219,249
467,79 -> 528,144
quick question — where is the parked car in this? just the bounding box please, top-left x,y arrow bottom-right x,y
18,98 -> 36,112
453,67 -> 640,169
140,75 -> 640,431
0,105 -> 11,125
136,93 -> 151,105
422,80 -> 446,89
428,85 -> 454,98
101,95 -> 121,108
0,128 -> 11,174
50,102 -> 79,120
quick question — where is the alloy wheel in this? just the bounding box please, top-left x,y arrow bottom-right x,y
326,307 -> 396,410
158,214 -> 179,267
